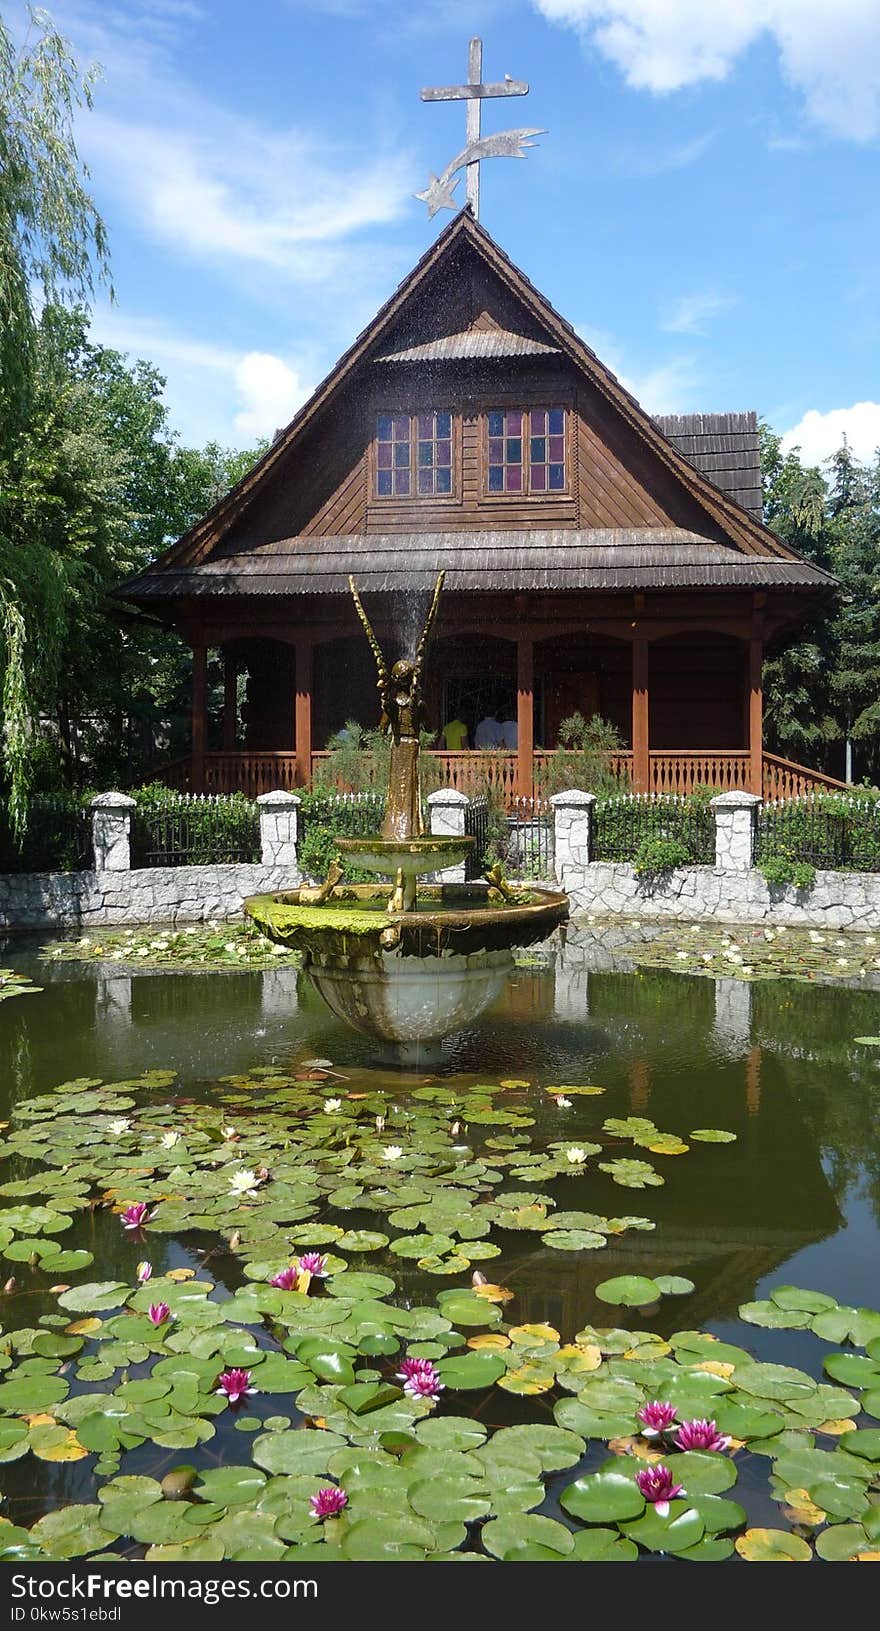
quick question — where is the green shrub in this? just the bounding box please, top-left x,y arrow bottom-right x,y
314,722 -> 443,799
535,712 -> 626,799
632,835 -> 691,877
759,853 -> 817,891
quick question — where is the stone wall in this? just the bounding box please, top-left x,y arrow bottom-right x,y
564,860 -> 880,931
0,864 -> 297,931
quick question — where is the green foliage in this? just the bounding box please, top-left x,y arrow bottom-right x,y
758,854 -> 817,891
594,794 -> 715,866
760,424 -> 880,783
130,787 -> 259,866
314,722 -> 444,801
759,793 -> 880,874
632,835 -> 691,877
536,713 -> 626,798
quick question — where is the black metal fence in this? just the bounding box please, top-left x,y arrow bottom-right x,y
500,797 -> 555,880
0,795 -> 92,874
757,795 -> 880,873
593,793 -> 715,865
464,796 -> 489,879
131,794 -> 260,868
298,791 -> 385,842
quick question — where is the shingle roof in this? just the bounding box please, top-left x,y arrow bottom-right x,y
121,529 -> 835,600
375,329 -> 559,363
656,412 -> 763,522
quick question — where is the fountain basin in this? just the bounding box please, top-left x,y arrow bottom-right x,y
244,882 -> 569,1060
334,834 -> 474,880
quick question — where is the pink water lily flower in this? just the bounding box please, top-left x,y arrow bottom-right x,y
675,1418 -> 730,1452
636,1464 -> 685,1519
215,1368 -> 257,1406
269,1266 -> 300,1290
148,1302 -> 170,1326
637,1400 -> 679,1438
136,1261 -> 152,1284
310,1486 -> 348,1520
396,1356 -> 444,1403
121,1202 -> 155,1231
296,1252 -> 328,1278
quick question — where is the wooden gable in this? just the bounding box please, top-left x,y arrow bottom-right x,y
122,211 -> 831,597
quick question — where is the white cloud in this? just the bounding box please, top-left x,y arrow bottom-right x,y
62,3 -> 414,289
661,291 -> 738,336
781,402 -> 880,467
233,353 -> 306,439
88,309 -> 310,447
533,1 -> 880,139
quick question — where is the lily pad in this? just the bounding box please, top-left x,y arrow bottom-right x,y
437,1352 -> 507,1391
595,1275 -> 661,1307
560,1467 -> 646,1523
734,1528 -> 813,1562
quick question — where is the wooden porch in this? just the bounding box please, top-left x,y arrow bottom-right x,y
153,747 -> 848,805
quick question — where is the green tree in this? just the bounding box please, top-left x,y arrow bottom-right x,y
760,424 -> 880,784
825,442 -> 880,783
0,5 -> 110,831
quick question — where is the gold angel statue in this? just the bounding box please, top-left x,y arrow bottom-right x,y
348,572 -> 445,841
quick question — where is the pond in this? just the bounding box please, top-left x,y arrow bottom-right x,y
0,926 -> 878,1564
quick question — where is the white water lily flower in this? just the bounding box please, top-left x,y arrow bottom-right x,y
108,1118 -> 131,1135
136,947 -> 150,957
224,942 -> 238,954
221,1125 -> 236,1140
555,1096 -> 572,1108
837,957 -> 848,967
566,1146 -> 587,1164
866,936 -> 876,946
702,953 -> 713,963
676,951 -> 688,960
271,942 -> 287,954
160,1131 -> 180,1149
111,950 -> 125,960
229,1168 -> 260,1196
375,1115 -> 386,1133
323,1098 -> 342,1113
382,1145 -> 404,1162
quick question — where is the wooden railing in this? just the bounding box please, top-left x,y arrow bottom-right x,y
149,748 -> 853,807
762,752 -> 849,802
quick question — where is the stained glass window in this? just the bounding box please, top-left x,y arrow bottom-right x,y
376,412 -> 453,498
486,407 -> 566,494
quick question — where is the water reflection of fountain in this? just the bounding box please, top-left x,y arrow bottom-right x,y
246,574 -> 568,1061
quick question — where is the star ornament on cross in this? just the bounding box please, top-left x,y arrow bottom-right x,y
417,37 -> 546,220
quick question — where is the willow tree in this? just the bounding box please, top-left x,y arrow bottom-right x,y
0,6 -> 110,833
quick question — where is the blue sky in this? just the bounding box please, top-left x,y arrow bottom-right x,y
18,0 -> 880,467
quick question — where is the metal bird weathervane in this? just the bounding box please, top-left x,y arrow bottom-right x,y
416,37 -> 545,221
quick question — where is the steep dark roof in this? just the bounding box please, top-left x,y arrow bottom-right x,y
116,211 -> 830,606
656,412 -> 762,522
122,528 -> 835,600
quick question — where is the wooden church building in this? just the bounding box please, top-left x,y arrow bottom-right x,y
119,209 -> 840,805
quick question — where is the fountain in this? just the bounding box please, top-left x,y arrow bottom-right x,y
244,573 -> 568,1061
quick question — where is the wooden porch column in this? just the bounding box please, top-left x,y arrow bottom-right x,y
222,653 -> 238,751
631,637 -> 649,793
191,643 -> 208,794
295,640 -> 313,789
516,635 -> 534,800
749,633 -> 763,797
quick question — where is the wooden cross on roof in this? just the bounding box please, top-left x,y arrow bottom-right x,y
416,37 -> 545,221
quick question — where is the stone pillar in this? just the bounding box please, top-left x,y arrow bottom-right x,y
550,790 -> 596,890
257,791 -> 301,873
91,793 -> 136,872
713,977 -> 753,1057
711,790 -> 760,870
428,788 -> 469,883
